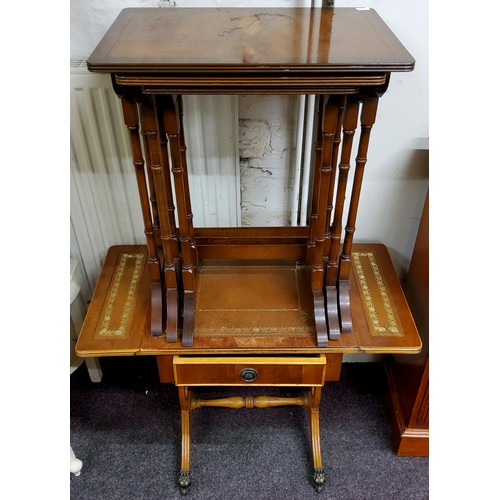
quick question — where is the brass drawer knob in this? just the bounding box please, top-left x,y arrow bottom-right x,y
240,367 -> 258,382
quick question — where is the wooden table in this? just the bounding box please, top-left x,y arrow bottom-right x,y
77,7 -> 420,494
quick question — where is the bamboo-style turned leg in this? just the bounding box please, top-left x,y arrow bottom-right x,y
324,100 -> 344,251
160,94 -> 197,347
151,94 -> 182,342
323,101 -> 344,340
312,95 -> 340,282
307,98 -> 327,349
306,96 -> 324,262
178,389 -> 325,493
325,97 -> 359,337
337,95 -> 379,332
118,90 -> 163,336
139,95 -> 180,342
309,96 -> 340,347
314,96 -> 340,346
177,97 -> 198,270
139,102 -> 162,250
307,98 -> 328,348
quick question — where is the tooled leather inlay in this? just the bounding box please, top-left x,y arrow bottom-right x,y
352,252 -> 403,337
96,253 -> 144,338
195,263 -> 315,338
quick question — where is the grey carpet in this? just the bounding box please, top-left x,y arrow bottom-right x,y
70,357 -> 428,499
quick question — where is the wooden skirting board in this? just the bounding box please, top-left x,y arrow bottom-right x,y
385,357 -> 429,456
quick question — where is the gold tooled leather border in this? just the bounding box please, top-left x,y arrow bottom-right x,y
352,252 -> 403,337
97,253 -> 144,337
195,326 -> 314,338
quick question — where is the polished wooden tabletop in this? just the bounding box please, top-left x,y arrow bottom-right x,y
87,7 -> 414,74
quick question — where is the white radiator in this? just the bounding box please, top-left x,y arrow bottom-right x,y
70,63 -> 241,302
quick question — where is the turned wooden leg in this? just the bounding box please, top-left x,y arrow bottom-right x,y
117,88 -> 163,337
309,387 -> 325,493
308,98 -> 328,348
178,387 -> 192,494
337,95 -> 379,333
323,100 -> 344,341
325,97 -> 359,339
160,94 -> 197,347
139,102 -> 162,250
145,94 -> 182,343
183,388 -> 325,492
177,97 -> 198,273
309,95 -> 340,348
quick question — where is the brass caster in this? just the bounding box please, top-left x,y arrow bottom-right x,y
313,467 -> 326,493
179,470 -> 191,495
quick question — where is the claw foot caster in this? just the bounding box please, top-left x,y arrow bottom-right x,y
313,467 -> 325,493
179,470 -> 191,495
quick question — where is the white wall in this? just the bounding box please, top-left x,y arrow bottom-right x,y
70,0 -> 429,278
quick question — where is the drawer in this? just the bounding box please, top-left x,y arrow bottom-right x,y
173,355 -> 326,387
